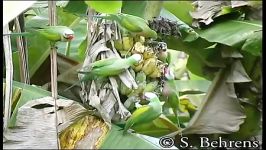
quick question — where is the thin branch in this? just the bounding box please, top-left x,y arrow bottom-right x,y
14,16 -> 30,84
48,1 -> 60,149
3,25 -> 13,131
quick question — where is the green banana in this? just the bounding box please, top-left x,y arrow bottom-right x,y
144,81 -> 159,92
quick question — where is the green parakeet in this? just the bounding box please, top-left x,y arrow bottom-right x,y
4,26 -> 74,43
80,53 -> 142,77
123,92 -> 162,134
33,26 -> 74,42
65,54 -> 142,91
162,66 -> 183,118
95,13 -> 157,39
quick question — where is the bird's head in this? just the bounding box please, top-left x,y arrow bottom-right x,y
63,29 -> 74,41
142,92 -> 162,105
131,54 -> 143,64
142,92 -> 158,101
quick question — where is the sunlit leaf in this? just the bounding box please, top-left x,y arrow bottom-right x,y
163,1 -> 194,25
85,1 -> 122,14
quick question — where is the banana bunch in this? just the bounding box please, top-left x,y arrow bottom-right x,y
122,73 -> 160,110
131,42 -> 166,78
119,71 -> 146,96
128,71 -> 147,97
114,35 -> 167,79
120,71 -> 160,107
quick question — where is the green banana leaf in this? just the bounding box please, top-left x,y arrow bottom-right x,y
174,80 -> 211,93
85,1 -> 122,14
12,34 -> 50,81
122,1 -> 162,20
130,115 -> 179,138
163,1 -> 194,25
100,126 -> 166,149
12,6 -> 88,82
198,20 -> 262,56
63,1 -> 88,16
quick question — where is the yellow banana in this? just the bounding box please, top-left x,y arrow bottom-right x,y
187,103 -> 198,112
142,58 -> 157,75
134,36 -> 145,44
132,42 -> 145,54
148,67 -> 161,78
114,37 -> 134,52
143,49 -> 155,59
114,39 -> 123,51
132,61 -> 144,72
122,37 -> 134,51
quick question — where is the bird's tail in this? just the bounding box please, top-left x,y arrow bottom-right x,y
3,32 -> 31,37
63,80 -> 80,92
4,27 -> 46,38
64,72 -> 95,91
78,71 -> 97,81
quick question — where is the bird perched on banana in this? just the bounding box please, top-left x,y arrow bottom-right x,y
132,54 -> 164,79
80,53 -> 142,77
123,92 -> 163,134
65,54 -> 142,91
94,13 -> 157,39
